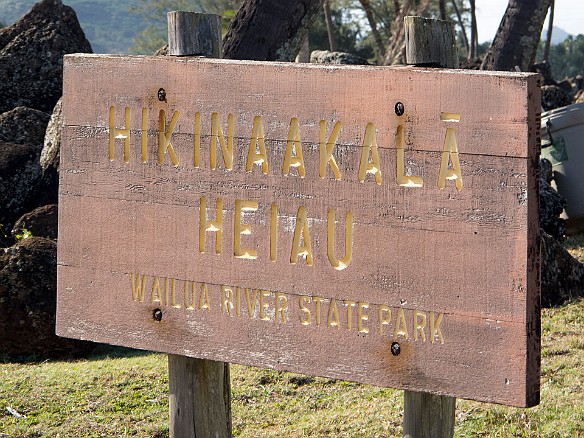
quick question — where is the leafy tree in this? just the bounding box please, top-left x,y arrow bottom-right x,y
129,0 -> 239,54
537,35 -> 584,80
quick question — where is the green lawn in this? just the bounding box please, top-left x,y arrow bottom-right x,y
1,240 -> 583,437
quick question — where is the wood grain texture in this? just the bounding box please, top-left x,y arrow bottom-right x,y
403,391 -> 455,438
405,16 -> 459,68
167,12 -> 222,57
169,355 -> 231,437
57,55 -> 540,407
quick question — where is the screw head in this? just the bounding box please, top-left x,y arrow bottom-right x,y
158,88 -> 166,102
153,308 -> 163,321
395,102 -> 405,116
391,342 -> 401,356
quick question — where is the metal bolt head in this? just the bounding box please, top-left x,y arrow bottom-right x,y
391,342 -> 401,356
153,308 -> 163,321
395,102 -> 405,116
158,88 -> 166,102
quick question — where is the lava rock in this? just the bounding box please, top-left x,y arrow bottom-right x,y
12,204 -> 58,241
310,50 -> 370,65
0,0 -> 92,114
541,85 -> 571,111
0,141 -> 42,240
37,98 -> 63,206
0,237 -> 95,359
541,231 -> 584,307
0,106 -> 50,146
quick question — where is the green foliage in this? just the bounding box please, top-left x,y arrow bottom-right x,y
14,228 -> 32,240
537,34 -> 584,80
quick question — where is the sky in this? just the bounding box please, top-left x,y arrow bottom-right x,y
475,0 -> 584,43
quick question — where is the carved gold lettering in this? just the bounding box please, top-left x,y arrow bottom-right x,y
234,200 -> 258,259
198,283 -> 210,311
245,288 -> 259,318
235,287 -> 242,317
150,276 -> 162,304
108,106 -> 130,162
414,310 -> 427,341
319,120 -> 342,180
396,124 -> 423,187
430,311 -> 445,344
259,290 -> 270,321
299,295 -> 311,325
290,205 -> 313,266
378,304 -> 391,335
344,300 -> 356,331
275,292 -> 287,323
130,273 -> 146,302
246,115 -> 268,174
394,308 -> 408,339
358,122 -> 382,184
158,109 -> 179,166
184,280 -> 195,310
438,113 -> 462,190
199,196 -> 223,255
210,112 -> 234,171
221,285 -> 234,316
282,117 -> 306,178
357,302 -> 369,333
313,296 -> 324,326
327,299 -> 339,328
327,209 -> 353,271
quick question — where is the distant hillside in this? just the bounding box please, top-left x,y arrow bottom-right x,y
542,26 -> 572,45
0,0 -> 147,53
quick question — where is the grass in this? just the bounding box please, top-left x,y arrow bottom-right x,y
1,238 -> 583,437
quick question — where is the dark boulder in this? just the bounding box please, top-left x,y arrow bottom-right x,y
0,237 -> 95,359
12,204 -> 58,241
0,0 -> 92,114
37,98 -> 63,206
541,85 -> 571,112
539,158 -> 566,240
310,50 -> 370,65
541,232 -> 584,307
0,106 -> 50,146
0,141 -> 42,242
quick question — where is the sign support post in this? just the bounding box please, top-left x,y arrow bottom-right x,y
166,11 -> 232,438
402,16 -> 458,438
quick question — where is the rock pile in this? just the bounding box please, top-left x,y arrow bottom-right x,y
0,0 -> 93,360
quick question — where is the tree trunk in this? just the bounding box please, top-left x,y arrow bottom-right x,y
451,0 -> 470,59
481,0 -> 553,71
383,0 -> 415,65
543,0 -> 554,61
323,0 -> 338,51
439,0 -> 447,20
222,0 -> 324,61
359,0 -> 386,58
469,0 -> 478,60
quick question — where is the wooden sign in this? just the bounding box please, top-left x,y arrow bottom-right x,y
56,54 -> 540,407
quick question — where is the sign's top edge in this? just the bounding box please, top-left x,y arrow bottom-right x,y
63,53 -> 539,79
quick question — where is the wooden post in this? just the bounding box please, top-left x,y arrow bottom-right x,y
404,16 -> 459,68
166,11 -> 232,438
402,15 -> 457,438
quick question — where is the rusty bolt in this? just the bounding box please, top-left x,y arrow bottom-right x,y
395,102 -> 405,116
391,342 -> 401,356
158,88 -> 166,102
153,308 -> 163,321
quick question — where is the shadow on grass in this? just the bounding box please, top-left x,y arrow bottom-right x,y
88,343 -> 157,361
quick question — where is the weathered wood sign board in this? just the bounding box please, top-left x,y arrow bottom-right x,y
57,54 -> 541,407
